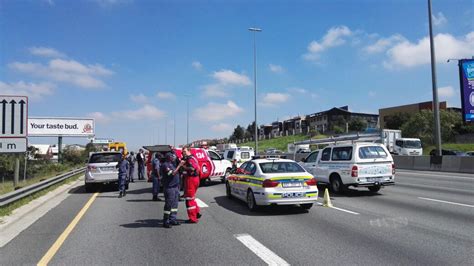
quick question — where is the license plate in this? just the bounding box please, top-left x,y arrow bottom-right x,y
282,182 -> 303,188
282,192 -> 304,198
367,177 -> 382,182
101,167 -> 116,171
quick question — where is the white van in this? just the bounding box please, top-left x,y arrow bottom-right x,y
300,142 -> 395,193
394,138 -> 422,156
223,147 -> 255,165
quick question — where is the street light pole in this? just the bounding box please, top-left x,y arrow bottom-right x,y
428,0 -> 442,156
249,27 -> 262,155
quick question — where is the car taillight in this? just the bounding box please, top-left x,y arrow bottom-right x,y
392,163 -> 395,175
305,178 -> 317,186
351,165 -> 358,177
87,166 -> 97,171
262,179 -> 279,188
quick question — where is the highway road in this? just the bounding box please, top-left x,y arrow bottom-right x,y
1,169 -> 473,265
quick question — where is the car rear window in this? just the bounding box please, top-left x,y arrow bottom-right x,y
332,147 -> 352,161
89,153 -> 122,163
259,162 -> 305,173
241,152 -> 250,159
358,146 -> 388,159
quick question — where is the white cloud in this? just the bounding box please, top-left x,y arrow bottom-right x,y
87,112 -> 111,124
29,47 -> 65,58
383,32 -> 474,68
192,61 -> 203,70
112,105 -> 165,121
212,70 -> 251,86
304,26 -> 352,61
203,84 -> 227,97
211,123 -> 233,132
194,101 -> 243,121
9,58 -> 114,89
438,86 -> 455,98
432,12 -> 447,26
269,64 -> 284,73
130,93 -> 148,104
261,92 -> 290,106
287,87 -> 307,94
0,81 -> 55,101
156,91 -> 176,99
364,34 -> 405,54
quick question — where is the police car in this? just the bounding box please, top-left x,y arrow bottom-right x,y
226,156 -> 318,211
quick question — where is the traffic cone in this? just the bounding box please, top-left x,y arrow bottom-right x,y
323,188 -> 333,207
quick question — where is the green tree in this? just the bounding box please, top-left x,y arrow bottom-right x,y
348,118 -> 367,132
385,112 -> 412,129
230,125 -> 245,141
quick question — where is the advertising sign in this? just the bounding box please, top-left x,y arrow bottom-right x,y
459,59 -> 474,123
28,117 -> 95,137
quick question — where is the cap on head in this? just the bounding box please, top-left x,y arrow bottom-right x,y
165,152 -> 176,162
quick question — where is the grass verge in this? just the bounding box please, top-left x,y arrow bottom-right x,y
239,134 -> 327,153
0,173 -> 83,219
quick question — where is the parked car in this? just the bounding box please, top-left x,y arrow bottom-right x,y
465,151 -> 474,156
429,149 -> 467,156
299,143 -> 395,194
85,151 -> 123,192
226,157 -> 318,211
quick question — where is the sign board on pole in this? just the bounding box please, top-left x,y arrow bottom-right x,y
92,138 -> 113,144
459,59 -> 474,123
0,138 -> 27,153
28,117 -> 95,137
0,96 -> 28,138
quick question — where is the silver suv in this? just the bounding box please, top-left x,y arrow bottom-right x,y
85,152 -> 122,192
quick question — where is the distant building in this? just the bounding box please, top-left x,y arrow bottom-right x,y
259,125 -> 272,137
306,106 -> 379,133
271,121 -> 283,137
379,101 -> 447,128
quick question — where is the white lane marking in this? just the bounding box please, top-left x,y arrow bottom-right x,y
195,198 -> 209,208
234,234 -> 290,266
331,206 -> 360,215
418,197 -> 474,208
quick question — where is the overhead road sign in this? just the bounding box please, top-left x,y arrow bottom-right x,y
0,138 -> 27,153
28,117 -> 95,137
0,95 -> 28,138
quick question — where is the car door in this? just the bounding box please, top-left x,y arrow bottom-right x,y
232,162 -> 248,199
315,147 -> 332,183
207,150 -> 224,176
301,151 -> 319,176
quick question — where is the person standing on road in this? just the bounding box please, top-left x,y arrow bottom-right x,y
127,151 -> 136,183
161,152 -> 181,228
151,153 -> 162,201
116,152 -> 129,198
137,149 -> 145,180
177,147 -> 201,223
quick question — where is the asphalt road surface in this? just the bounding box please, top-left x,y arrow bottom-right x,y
1,169 -> 473,265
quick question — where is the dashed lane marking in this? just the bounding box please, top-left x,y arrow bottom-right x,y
235,233 -> 290,266
196,198 -> 209,208
418,197 -> 474,208
37,192 -> 99,266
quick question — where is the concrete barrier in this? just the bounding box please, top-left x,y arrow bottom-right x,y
394,155 -> 474,174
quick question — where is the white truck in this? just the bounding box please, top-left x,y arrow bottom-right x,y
380,129 -> 422,156
288,143 -> 311,153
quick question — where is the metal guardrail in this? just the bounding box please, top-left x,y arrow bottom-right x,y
0,167 -> 86,208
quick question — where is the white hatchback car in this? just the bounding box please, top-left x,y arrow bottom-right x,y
85,151 -> 123,192
226,157 -> 319,211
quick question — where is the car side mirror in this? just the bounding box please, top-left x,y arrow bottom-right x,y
301,158 -> 306,162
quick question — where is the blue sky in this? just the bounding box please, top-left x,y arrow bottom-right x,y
1,0 -> 473,151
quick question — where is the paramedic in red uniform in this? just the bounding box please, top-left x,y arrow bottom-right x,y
176,147 -> 202,223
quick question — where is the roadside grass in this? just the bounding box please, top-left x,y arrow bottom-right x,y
422,143 -> 474,155
239,134 -> 327,153
0,173 -> 83,218
0,164 -> 80,196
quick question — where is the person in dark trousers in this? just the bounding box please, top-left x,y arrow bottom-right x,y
161,152 -> 181,228
127,151 -> 136,183
137,149 -> 145,180
151,153 -> 162,201
116,152 -> 129,198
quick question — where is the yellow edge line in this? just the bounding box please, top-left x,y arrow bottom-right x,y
37,192 -> 99,266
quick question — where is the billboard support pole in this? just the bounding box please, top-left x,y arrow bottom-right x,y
58,136 -> 62,164
14,156 -> 19,188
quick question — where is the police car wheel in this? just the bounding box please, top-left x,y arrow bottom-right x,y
246,190 -> 258,211
368,185 -> 381,193
300,203 -> 313,210
226,182 -> 232,199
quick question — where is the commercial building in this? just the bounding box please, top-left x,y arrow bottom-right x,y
306,106 -> 379,133
379,101 -> 447,128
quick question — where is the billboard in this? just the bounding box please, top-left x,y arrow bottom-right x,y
28,117 -> 95,137
459,59 -> 474,123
